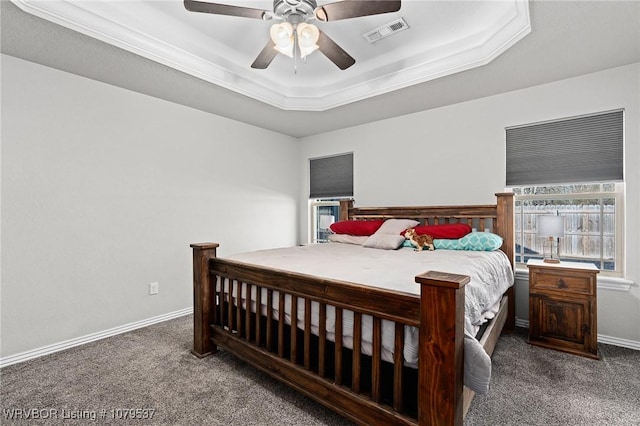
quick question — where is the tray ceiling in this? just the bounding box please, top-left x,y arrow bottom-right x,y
11,0 -> 531,111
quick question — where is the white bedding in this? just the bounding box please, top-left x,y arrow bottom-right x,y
222,243 -> 514,394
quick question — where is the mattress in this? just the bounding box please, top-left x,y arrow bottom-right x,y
221,242 -> 514,393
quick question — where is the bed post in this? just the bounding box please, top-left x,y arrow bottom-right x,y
190,242 -> 219,358
415,271 -> 469,426
339,199 -> 353,221
495,192 -> 516,331
494,192 -> 515,269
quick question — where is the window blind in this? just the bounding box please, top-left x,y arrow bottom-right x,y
309,153 -> 353,199
506,110 -> 623,186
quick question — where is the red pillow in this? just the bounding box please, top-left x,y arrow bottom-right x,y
409,223 -> 472,239
330,220 -> 384,236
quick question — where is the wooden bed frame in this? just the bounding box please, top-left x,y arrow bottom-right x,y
191,192 -> 515,426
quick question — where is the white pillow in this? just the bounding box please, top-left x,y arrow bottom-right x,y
375,219 -> 420,235
327,234 -> 369,245
363,234 -> 406,250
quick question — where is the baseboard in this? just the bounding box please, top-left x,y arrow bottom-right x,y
515,317 -> 529,329
0,307 -> 193,368
513,318 -> 640,351
598,335 -> 640,351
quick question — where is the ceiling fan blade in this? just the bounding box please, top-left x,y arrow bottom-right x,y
251,40 -> 278,69
317,30 -> 355,70
315,0 -> 401,22
184,0 -> 269,20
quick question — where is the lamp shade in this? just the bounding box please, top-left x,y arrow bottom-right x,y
319,214 -> 335,230
537,215 -> 565,238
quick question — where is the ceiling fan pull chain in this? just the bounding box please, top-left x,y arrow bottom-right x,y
293,25 -> 298,74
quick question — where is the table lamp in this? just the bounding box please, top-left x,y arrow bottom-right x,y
537,215 -> 565,263
318,215 -> 335,230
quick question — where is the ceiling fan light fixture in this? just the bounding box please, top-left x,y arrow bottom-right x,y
270,22 -> 294,57
270,22 -> 320,60
296,23 -> 319,58
184,0 -> 402,71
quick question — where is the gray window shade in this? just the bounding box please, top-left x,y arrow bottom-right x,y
309,153 -> 353,199
506,110 -> 623,186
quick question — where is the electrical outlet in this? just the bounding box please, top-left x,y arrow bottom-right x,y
149,282 -> 159,295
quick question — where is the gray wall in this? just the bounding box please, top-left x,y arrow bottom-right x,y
298,63 -> 640,346
1,55 -> 299,358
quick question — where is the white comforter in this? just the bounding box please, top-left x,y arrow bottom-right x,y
225,243 -> 514,393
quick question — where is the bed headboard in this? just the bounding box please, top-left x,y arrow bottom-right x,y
339,192 -> 515,269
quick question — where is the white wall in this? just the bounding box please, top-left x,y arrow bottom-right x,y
2,54 -> 638,359
1,55 -> 300,358
298,63 -> 640,346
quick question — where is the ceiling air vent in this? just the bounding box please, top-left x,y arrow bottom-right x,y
363,18 -> 409,43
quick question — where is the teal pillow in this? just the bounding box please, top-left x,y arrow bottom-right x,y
434,232 -> 503,251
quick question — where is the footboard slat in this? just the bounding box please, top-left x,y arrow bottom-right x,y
290,295 -> 298,363
266,289 -> 273,351
335,307 -> 343,386
304,298 -> 312,370
278,292 -> 285,358
220,278 -> 226,328
319,302 -> 327,377
245,283 -> 252,341
352,312 -> 362,393
235,281 -> 242,337
371,317 -> 382,403
227,280 -> 234,331
393,322 -> 405,413
255,285 -> 262,346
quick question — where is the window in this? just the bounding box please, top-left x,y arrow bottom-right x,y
506,110 -> 623,185
309,153 -> 353,243
506,110 -> 624,275
309,200 -> 340,243
309,153 -> 353,199
513,183 -> 623,273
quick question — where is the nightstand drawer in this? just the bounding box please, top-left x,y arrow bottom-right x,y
529,271 -> 594,295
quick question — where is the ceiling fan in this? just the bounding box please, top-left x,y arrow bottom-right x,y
184,0 -> 401,70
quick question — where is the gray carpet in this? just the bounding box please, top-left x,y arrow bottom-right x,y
465,329 -> 640,425
1,315 -> 638,425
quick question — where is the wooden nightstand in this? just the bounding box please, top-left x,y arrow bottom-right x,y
527,259 -> 599,359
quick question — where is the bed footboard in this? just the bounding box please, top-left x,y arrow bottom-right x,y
190,244 -> 470,425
